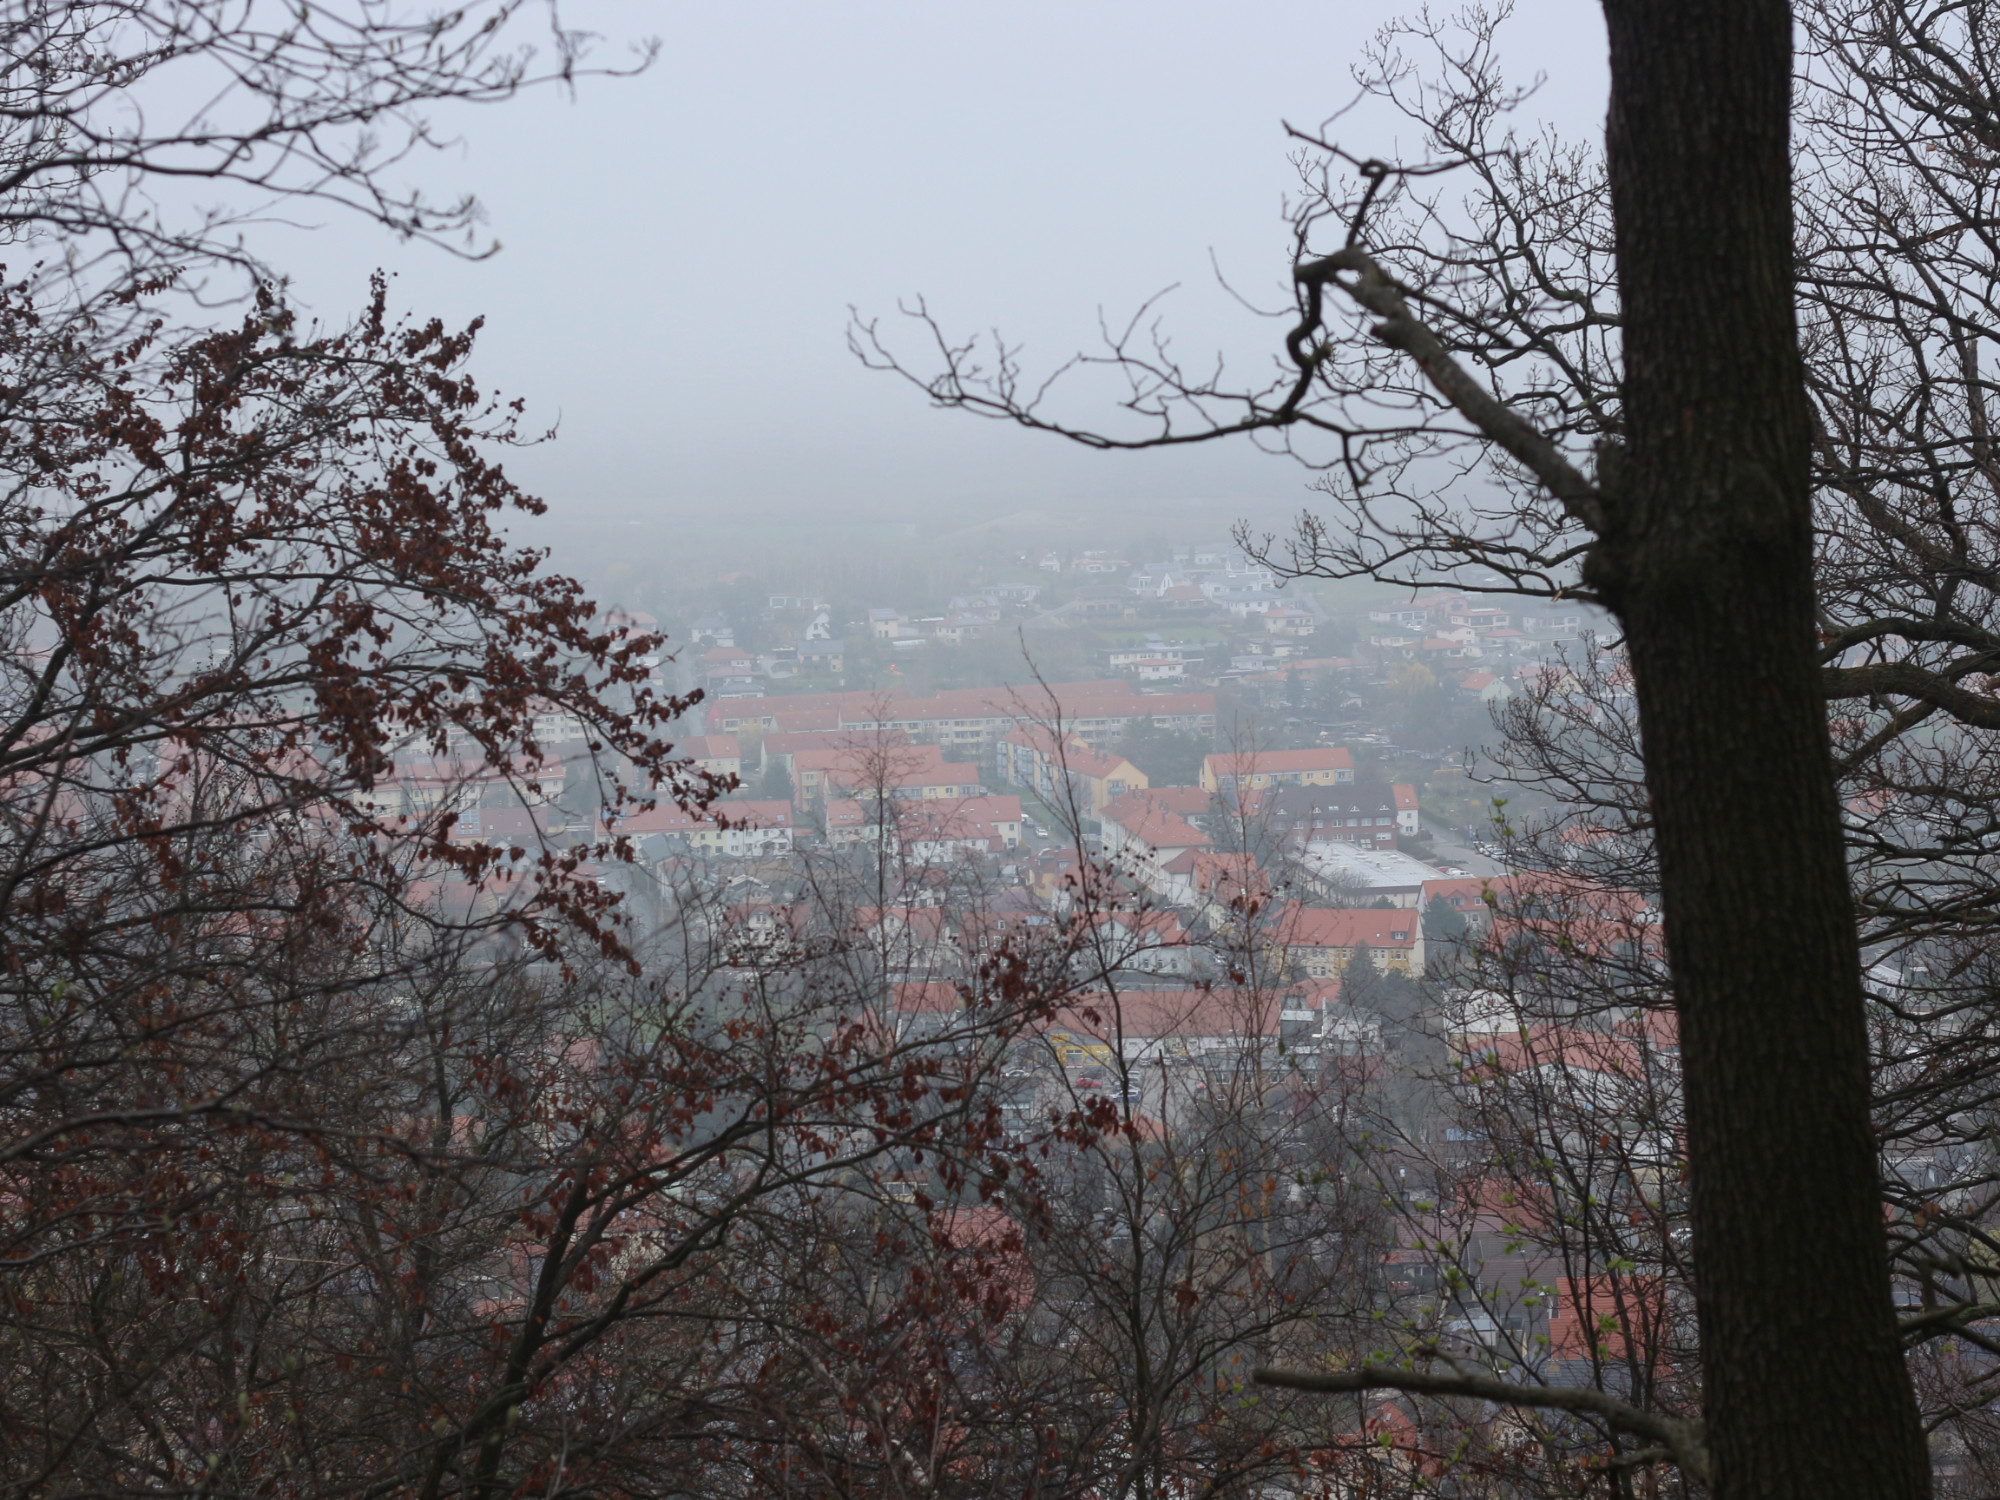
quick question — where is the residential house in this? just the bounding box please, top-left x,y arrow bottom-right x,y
931,613 -> 992,644
674,734 -> 743,783
1100,790 -> 1214,891
760,727 -> 909,774
793,741 -> 982,806
701,645 -> 762,696
1072,583 -> 1136,618
795,637 -> 844,674
530,700 -> 586,747
998,725 -> 1148,815
1447,604 -> 1511,632
385,754 -> 566,824
454,803 -> 560,848
1419,630 -> 1480,661
896,794 -> 1025,861
596,799 -> 796,858
819,798 -> 879,848
1036,987 -> 1290,1067
1078,910 -> 1196,978
718,901 -> 813,963
1244,781 -> 1407,852
1071,552 -> 1130,576
892,981 -> 962,1041
1274,903 -> 1423,977
1422,876 -> 1498,930
945,595 -> 1005,622
1393,783 -> 1421,836
849,905 -> 956,975
688,613 -> 734,647
1366,591 -> 1468,633
1201,746 -> 1355,793
1518,605 -> 1593,640
1106,639 -> 1205,668
1456,670 -> 1514,703
1205,585 -> 1283,618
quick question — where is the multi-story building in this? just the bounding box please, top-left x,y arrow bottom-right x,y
791,741 -> 982,806
594,799 -> 795,858
998,726 -> 1147,815
1273,903 -> 1423,977
1201,746 -> 1355,793
1244,781 -> 1413,851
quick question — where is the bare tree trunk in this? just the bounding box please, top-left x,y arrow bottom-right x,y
1595,3 -> 1929,1494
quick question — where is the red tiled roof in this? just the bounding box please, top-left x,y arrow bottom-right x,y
1049,988 -> 1284,1040
1102,793 -> 1212,853
893,981 -> 959,1014
762,728 -> 910,759
1205,747 -> 1355,778
676,734 -> 740,761
596,798 -> 792,838
1000,724 -> 1138,780
1276,903 -> 1417,950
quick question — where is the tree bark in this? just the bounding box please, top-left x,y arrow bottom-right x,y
1594,3 -> 1930,1495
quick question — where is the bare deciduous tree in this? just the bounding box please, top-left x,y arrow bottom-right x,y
858,2 -> 1977,1493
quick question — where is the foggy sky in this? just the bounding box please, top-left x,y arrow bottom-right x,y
265,1 -> 1610,550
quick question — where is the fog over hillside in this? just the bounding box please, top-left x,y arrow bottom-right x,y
257,0 -> 1610,582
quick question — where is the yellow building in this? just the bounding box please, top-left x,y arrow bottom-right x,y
1201,747 -> 1355,793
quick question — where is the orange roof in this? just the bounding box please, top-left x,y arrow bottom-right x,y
1050,988 -> 1284,1040
1462,871 -> 1653,922
1102,793 -> 1212,852
1128,785 -> 1211,815
1422,877 -> 1491,912
1548,1275 -> 1666,1363
1091,910 -> 1189,943
1616,1008 -> 1679,1050
1191,850 -> 1271,906
1205,746 -> 1354,778
1464,1025 -> 1645,1079
1276,904 -> 1417,950
675,734 -> 740,760
893,981 -> 959,1014
793,741 -> 948,774
896,795 -> 1024,843
762,728 -> 909,758
1000,724 -> 1137,780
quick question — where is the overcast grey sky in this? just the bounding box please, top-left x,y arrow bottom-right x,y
269,1 -> 1610,544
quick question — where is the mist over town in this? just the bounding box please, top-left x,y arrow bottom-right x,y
0,6 -> 1992,1500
